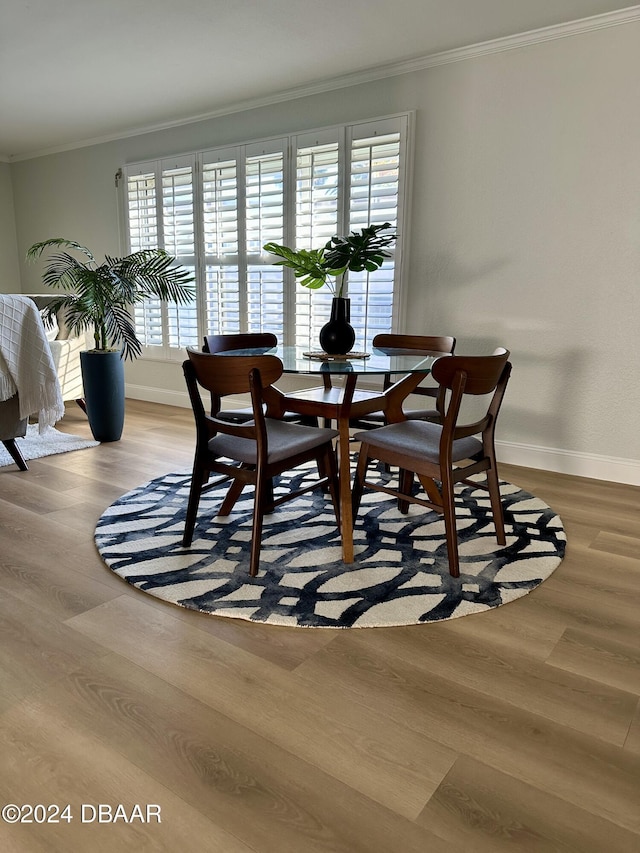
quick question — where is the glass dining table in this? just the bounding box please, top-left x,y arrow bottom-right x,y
222,344 -> 442,563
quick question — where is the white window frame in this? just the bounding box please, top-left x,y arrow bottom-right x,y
121,112 -> 413,360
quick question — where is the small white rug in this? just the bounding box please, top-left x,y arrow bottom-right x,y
0,424 -> 98,467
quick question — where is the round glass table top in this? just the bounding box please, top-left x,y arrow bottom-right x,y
217,345 -> 442,376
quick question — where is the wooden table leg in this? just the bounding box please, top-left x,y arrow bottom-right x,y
337,413 -> 354,562
282,373 -> 371,563
335,373 -> 362,562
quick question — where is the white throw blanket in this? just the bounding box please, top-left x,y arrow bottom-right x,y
0,295 -> 65,431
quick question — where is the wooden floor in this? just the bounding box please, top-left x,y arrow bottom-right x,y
1,400 -> 639,853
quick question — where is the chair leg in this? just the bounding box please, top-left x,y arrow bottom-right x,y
317,440 -> 335,493
351,445 -> 370,518
486,461 -> 506,545
182,463 -> 206,547
421,474 -> 444,506
263,477 -> 275,514
249,471 -> 268,577
299,415 -> 320,427
440,469 -> 460,578
218,478 -> 246,516
318,444 -> 340,525
398,468 -> 413,514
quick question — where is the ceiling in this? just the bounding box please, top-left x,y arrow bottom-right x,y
1,0 -> 635,160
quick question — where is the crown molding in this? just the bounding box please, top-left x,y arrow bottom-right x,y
8,5 -> 640,163
398,4 -> 640,70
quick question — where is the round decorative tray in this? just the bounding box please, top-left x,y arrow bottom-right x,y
302,351 -> 370,361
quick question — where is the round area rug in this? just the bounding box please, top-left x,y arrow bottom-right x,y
95,463 -> 566,629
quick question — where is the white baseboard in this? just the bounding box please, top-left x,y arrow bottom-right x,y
496,440 -> 640,487
127,383 -> 190,409
125,383 -> 640,487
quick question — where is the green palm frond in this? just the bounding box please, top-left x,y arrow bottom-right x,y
27,238 -> 195,359
27,238 -> 96,265
109,252 -> 195,304
103,303 -> 142,361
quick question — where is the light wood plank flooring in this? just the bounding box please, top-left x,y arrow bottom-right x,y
1,400 -> 639,852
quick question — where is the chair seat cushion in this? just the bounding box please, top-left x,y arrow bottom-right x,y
209,419 -> 338,465
403,408 -> 441,420
354,420 -> 483,464
356,406 -> 440,423
216,406 -> 303,424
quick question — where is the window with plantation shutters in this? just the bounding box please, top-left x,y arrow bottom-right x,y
126,169 -> 163,347
122,113 -> 410,357
347,123 -> 402,352
245,144 -> 286,338
125,156 -> 198,356
293,136 -> 340,349
202,152 -> 240,336
162,159 -> 197,349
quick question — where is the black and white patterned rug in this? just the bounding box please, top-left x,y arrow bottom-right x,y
95,463 -> 566,629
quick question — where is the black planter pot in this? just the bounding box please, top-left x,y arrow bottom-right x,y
80,350 -> 125,442
319,297 -> 356,355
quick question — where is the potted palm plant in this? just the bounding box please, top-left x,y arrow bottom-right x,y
264,222 -> 396,354
27,238 -> 195,442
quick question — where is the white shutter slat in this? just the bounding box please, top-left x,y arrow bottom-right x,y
127,171 -> 158,252
162,162 -> 197,349
127,169 -> 164,347
203,162 -> 239,258
205,265 -> 241,335
347,130 -> 401,349
294,140 -> 340,347
245,150 -> 285,338
202,153 -> 241,334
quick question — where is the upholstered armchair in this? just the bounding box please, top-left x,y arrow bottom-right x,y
25,294 -> 89,406
0,392 -> 28,469
1,293 -> 71,469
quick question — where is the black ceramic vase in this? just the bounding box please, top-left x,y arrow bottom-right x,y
319,297 -> 356,355
80,350 -> 125,442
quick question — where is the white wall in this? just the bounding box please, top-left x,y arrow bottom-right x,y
10,19 -> 640,483
0,162 -> 20,290
407,22 -> 640,480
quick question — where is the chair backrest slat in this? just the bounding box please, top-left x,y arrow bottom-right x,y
432,348 -> 509,396
373,334 -> 455,357
186,349 -> 283,397
434,349 -> 511,448
372,334 -> 456,398
203,333 -> 277,354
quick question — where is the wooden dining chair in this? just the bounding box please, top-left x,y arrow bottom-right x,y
182,348 -> 340,577
351,348 -> 512,578
203,332 -> 277,355
202,332 -> 313,425
203,332 -> 275,423
348,333 -> 456,429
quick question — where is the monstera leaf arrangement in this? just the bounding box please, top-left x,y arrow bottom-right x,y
264,222 -> 396,298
